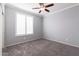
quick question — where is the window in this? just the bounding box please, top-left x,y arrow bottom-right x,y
16,13 -> 25,36
16,13 -> 33,36
26,15 -> 33,35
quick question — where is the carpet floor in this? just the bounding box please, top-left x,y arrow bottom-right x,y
2,39 -> 79,56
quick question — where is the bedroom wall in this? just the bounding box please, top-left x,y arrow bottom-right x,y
43,5 -> 79,48
4,5 -> 43,47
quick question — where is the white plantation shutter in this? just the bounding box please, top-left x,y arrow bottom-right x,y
16,13 -> 33,36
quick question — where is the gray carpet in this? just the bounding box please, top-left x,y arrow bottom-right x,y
2,39 -> 79,56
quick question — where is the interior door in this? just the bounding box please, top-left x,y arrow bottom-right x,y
0,3 -> 3,56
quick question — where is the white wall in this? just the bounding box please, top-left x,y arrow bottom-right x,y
4,5 -> 43,47
44,5 -> 79,48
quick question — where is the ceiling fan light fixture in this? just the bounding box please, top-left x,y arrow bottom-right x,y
32,3 -> 54,13
40,7 -> 45,11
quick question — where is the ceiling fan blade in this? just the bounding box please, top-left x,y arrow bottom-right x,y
39,10 -> 41,13
45,3 -> 54,8
32,7 -> 40,9
39,3 -> 44,6
45,9 -> 50,12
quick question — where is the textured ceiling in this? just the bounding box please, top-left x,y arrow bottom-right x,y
8,3 -> 78,16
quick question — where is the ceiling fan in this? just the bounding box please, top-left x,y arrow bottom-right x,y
32,3 -> 54,13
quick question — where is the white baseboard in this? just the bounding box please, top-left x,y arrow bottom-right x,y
44,37 -> 79,48
4,38 -> 39,48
